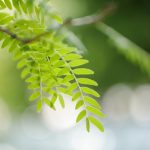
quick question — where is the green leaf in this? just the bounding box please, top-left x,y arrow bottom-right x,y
88,116 -> 104,132
67,83 -> 78,92
12,0 -> 20,12
69,59 -> 89,67
0,0 -> 6,9
8,40 -> 18,52
0,16 -> 13,24
59,48 -> 75,55
86,118 -> 90,132
43,97 -> 51,106
26,0 -> 34,15
25,75 -> 39,83
0,12 -> 9,18
21,68 -> 30,79
0,32 -> 5,40
84,96 -> 101,109
4,0 -> 12,9
57,67 -> 70,76
51,93 -> 57,105
58,87 -> 72,95
61,75 -> 74,83
2,37 -> 11,48
73,68 -> 94,75
58,94 -> 65,108
64,54 -> 82,61
78,78 -> 98,86
17,58 -> 27,69
35,6 -> 40,19
50,54 -> 60,64
75,100 -> 84,110
13,49 -> 22,60
36,100 -> 42,112
0,13 -> 13,25
50,102 -> 56,110
86,106 -> 105,118
49,94 -> 57,110
81,87 -> 100,97
59,80 -> 71,87
76,110 -> 86,123
19,0 -> 27,14
53,60 -> 65,68
29,92 -> 40,101
72,92 -> 81,101
28,83 -> 40,89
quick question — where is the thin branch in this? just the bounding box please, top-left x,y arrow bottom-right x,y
64,2 -> 117,26
0,2 -> 117,44
0,26 -> 26,43
23,31 -> 50,44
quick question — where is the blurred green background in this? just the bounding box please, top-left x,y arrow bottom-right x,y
0,0 -> 150,150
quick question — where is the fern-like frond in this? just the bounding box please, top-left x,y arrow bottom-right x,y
0,0 -> 104,132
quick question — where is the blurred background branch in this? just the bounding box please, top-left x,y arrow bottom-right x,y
64,2 -> 117,26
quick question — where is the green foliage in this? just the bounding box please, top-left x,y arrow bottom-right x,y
0,0 -> 104,132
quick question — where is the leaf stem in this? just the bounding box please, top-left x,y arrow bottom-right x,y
38,65 -> 43,104
55,49 -> 89,118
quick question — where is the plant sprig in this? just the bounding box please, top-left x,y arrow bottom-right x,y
0,0 -> 104,132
